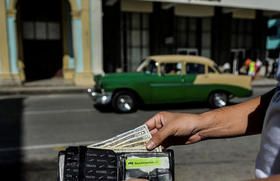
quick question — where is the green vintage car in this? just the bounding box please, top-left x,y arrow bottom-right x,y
87,55 -> 252,113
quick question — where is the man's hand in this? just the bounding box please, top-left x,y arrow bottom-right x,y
145,112 -> 204,150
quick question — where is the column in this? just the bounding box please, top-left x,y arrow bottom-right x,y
0,0 -> 11,75
102,0 -> 121,73
62,0 -> 75,80
90,0 -> 103,74
253,10 -> 268,61
150,2 -> 175,55
81,0 -> 91,73
211,7 -> 232,65
72,14 -> 84,73
6,9 -> 18,75
72,0 -> 94,86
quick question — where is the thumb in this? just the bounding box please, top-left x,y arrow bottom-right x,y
146,126 -> 171,150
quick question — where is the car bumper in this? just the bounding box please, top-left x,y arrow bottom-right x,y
87,88 -> 112,105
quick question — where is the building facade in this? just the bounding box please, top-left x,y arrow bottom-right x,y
0,0 -> 103,86
105,0 -> 280,74
0,0 -> 280,86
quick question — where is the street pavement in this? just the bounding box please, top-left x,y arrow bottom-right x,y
0,86 -> 275,180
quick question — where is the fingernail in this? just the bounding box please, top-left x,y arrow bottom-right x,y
146,141 -> 155,150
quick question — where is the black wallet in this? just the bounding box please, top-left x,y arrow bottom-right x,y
57,146 -> 174,181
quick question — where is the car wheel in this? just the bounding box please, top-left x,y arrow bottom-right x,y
208,91 -> 228,108
112,91 -> 137,113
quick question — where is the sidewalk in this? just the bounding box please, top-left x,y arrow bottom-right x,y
251,77 -> 278,87
0,78 -> 89,96
0,77 -> 277,96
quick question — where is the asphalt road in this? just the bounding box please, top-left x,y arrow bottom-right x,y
0,86 -> 274,181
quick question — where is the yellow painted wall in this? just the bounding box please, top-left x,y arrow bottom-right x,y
81,0 -> 92,73
121,0 -> 153,13
0,0 -> 11,74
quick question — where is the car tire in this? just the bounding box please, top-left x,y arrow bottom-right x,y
208,91 -> 228,108
112,91 -> 137,113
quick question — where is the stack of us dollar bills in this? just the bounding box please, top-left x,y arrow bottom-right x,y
87,125 -> 162,152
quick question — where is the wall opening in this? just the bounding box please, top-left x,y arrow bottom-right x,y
18,0 -> 63,81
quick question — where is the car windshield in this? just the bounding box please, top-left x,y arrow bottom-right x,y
136,59 -> 158,74
214,63 -> 222,73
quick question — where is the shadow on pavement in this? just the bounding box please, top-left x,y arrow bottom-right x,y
93,101 -> 237,113
93,100 -> 241,113
140,102 -> 209,111
0,97 -> 24,180
22,159 -> 57,181
0,97 -> 58,181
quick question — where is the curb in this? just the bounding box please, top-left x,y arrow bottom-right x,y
0,87 -> 88,96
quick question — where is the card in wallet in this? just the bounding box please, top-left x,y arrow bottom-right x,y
57,146 -> 174,181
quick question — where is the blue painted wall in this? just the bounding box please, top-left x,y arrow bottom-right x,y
76,0 -> 81,11
0,57 -> 2,73
73,19 -> 83,72
7,16 -> 18,74
5,0 -> 9,9
90,0 -> 94,72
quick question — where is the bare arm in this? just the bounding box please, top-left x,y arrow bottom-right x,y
146,89 -> 275,150
197,88 -> 275,139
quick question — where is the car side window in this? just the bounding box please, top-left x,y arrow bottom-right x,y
144,60 -> 158,74
160,63 -> 182,75
208,66 -> 215,73
186,63 -> 205,74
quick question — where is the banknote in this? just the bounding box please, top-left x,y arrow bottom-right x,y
111,135 -> 151,148
99,130 -> 149,148
119,140 -> 147,148
119,140 -> 162,152
88,125 -> 148,148
111,147 -> 161,153
88,125 -> 162,152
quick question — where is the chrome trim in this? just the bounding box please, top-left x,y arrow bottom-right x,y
87,88 -> 112,105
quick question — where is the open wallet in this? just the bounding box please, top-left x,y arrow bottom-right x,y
57,146 -> 174,181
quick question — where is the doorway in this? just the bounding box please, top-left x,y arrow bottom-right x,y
230,48 -> 246,74
18,0 -> 63,81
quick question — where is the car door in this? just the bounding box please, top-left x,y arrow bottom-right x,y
182,62 -> 207,101
150,62 -> 185,103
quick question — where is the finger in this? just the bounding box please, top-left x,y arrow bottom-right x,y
146,125 -> 173,150
150,128 -> 158,135
145,113 -> 164,131
145,114 -> 159,130
185,134 -> 202,144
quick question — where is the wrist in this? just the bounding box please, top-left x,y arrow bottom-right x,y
196,110 -> 220,139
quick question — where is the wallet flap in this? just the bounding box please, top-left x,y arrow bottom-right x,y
118,150 -> 174,181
